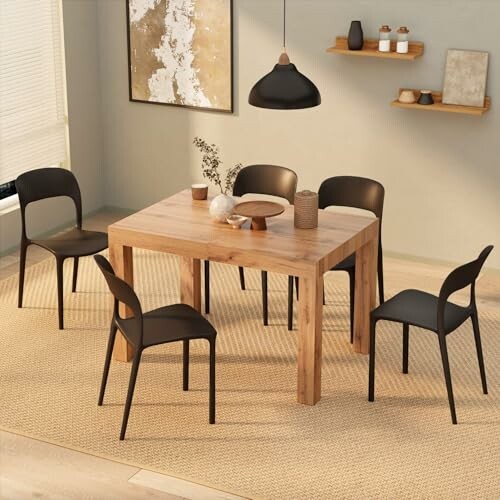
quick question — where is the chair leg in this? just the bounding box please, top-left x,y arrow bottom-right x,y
98,322 -> 118,406
348,269 -> 355,344
378,253 -> 385,305
238,266 -> 246,291
402,323 -> 409,374
287,275 -> 294,331
262,271 -> 268,326
204,260 -> 210,314
437,335 -> 457,424
56,257 -> 65,330
120,349 -> 142,440
72,257 -> 79,293
368,318 -> 377,402
294,277 -> 299,300
209,338 -> 216,424
183,339 -> 189,391
471,312 -> 488,395
18,242 -> 28,308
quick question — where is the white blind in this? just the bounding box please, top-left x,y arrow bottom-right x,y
0,0 -> 68,185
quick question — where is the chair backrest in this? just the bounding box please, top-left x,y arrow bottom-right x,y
318,176 -> 385,219
438,246 -> 494,330
15,168 -> 83,239
94,255 -> 143,347
318,176 -> 385,279
233,165 -> 298,204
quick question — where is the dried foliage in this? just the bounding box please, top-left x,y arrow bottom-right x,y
193,137 -> 243,195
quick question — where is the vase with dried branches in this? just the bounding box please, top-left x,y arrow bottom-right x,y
193,137 -> 243,222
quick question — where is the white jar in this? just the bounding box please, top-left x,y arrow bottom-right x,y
397,27 -> 409,54
378,26 -> 392,52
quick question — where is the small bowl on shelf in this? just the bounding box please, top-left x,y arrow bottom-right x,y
417,90 -> 434,105
226,215 -> 248,229
398,89 -> 416,104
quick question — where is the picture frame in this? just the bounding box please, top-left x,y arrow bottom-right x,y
126,0 -> 233,113
442,49 -> 489,108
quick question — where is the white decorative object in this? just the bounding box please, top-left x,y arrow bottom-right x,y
398,89 -> 416,104
378,25 -> 391,52
209,194 -> 235,223
226,215 -> 248,229
397,27 -> 409,54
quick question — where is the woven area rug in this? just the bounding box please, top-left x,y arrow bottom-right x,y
0,250 -> 499,499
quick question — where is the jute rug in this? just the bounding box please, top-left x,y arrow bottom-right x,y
0,250 -> 499,499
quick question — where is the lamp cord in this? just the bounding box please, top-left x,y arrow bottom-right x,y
283,0 -> 286,50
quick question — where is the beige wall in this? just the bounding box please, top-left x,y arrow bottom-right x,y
2,0 -> 498,272
97,0 -> 500,269
0,0 -> 104,254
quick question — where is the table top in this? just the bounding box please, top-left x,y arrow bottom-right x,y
108,190 -> 379,276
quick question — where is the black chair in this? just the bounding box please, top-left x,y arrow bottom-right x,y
204,164 -> 298,326
369,246 -> 493,424
288,176 -> 385,336
15,168 -> 108,329
94,255 -> 217,440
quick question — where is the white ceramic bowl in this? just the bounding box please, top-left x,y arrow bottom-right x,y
226,215 -> 248,229
398,89 -> 416,104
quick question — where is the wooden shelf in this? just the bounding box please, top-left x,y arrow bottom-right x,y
327,36 -> 424,60
392,89 -> 491,116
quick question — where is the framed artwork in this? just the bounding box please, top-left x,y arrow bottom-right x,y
126,0 -> 233,113
442,49 -> 489,108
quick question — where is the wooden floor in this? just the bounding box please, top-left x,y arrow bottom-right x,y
0,209 -> 498,499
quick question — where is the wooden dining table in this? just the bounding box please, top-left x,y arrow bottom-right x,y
108,189 -> 379,406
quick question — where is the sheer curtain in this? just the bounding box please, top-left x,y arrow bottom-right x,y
0,0 -> 69,202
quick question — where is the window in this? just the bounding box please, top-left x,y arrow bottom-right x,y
0,0 -> 69,210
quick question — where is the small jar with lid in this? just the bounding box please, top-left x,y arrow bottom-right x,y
378,25 -> 392,52
397,27 -> 410,54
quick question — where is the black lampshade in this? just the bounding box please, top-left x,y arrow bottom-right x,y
249,59 -> 321,110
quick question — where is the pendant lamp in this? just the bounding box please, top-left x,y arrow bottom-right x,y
248,0 -> 321,110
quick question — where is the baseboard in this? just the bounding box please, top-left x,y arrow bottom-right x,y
99,205 -> 135,216
384,250 -> 500,275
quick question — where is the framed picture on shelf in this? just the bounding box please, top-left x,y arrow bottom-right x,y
126,0 -> 233,113
442,49 -> 489,108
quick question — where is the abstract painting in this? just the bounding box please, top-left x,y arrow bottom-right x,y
442,49 -> 489,108
127,0 -> 233,112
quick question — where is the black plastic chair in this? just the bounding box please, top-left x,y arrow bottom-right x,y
369,246 -> 493,424
204,164 -> 298,326
15,168 -> 108,329
94,255 -> 217,440
288,176 -> 385,335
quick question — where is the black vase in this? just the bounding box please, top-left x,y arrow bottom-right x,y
348,21 -> 364,50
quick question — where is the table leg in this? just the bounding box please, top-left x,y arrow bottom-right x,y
180,257 -> 201,312
353,235 -> 378,354
297,267 -> 323,405
109,242 -> 134,362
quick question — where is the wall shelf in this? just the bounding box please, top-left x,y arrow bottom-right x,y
392,89 -> 491,116
327,36 -> 424,60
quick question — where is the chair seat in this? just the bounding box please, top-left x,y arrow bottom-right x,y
120,304 -> 217,348
332,253 -> 355,272
372,289 -> 471,333
32,228 -> 108,257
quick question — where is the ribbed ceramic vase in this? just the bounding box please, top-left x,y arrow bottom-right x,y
294,190 -> 319,229
348,21 -> 364,50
